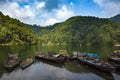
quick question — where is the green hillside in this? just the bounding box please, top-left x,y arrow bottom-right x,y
0,12 -> 36,45
0,11 -> 120,46
37,16 -> 120,45
110,14 -> 120,22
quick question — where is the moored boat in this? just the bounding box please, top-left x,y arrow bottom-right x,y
66,51 -> 80,61
35,52 -> 66,64
35,52 -> 45,59
4,54 -> 20,72
78,53 -> 115,73
45,56 -> 66,63
109,50 -> 120,64
109,57 -> 120,64
20,57 -> 34,69
58,50 -> 78,61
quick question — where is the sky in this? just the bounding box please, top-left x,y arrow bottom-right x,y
0,0 -> 120,26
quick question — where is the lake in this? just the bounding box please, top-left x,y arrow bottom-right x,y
0,45 -> 120,80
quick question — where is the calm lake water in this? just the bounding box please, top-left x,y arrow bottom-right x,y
0,45 -> 120,80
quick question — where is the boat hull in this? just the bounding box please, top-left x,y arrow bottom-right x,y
4,60 -> 20,72
20,57 -> 34,69
109,57 -> 120,64
35,55 -> 66,64
78,58 -> 115,73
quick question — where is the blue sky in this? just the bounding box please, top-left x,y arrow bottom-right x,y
0,0 -> 120,26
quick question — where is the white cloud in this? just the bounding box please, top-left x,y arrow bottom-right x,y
55,5 -> 74,20
93,0 -> 120,17
0,1 -> 74,26
0,2 -> 35,23
0,1 -> 44,25
42,5 -> 74,26
36,2 -> 45,9
45,18 -> 59,25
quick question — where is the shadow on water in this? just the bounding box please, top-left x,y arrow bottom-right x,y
84,65 -> 115,80
0,60 -> 118,80
64,60 -> 89,73
35,59 -> 63,68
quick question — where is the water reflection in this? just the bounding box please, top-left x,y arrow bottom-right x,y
64,60 -> 114,80
64,60 -> 88,73
0,62 -> 103,80
0,45 -> 120,80
35,60 -> 63,68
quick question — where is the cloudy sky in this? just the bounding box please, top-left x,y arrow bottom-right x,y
0,0 -> 120,26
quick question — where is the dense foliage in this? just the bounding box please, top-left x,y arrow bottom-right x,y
37,16 -> 120,46
0,12 -> 36,45
0,11 -> 120,46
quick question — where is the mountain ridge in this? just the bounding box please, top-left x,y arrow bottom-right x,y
37,16 -> 120,45
0,11 -> 120,45
110,14 -> 120,22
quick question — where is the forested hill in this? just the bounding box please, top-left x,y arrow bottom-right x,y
0,11 -> 120,46
0,12 -> 35,45
38,16 -> 120,45
110,14 -> 120,23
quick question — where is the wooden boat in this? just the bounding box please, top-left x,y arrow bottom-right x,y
58,50 -> 77,61
66,52 -> 79,61
20,57 -> 34,69
109,50 -> 120,64
109,57 -> 120,64
4,54 -> 20,72
66,56 -> 77,61
78,57 -> 115,72
35,53 -> 66,64
42,56 -> 66,63
35,52 -> 48,60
